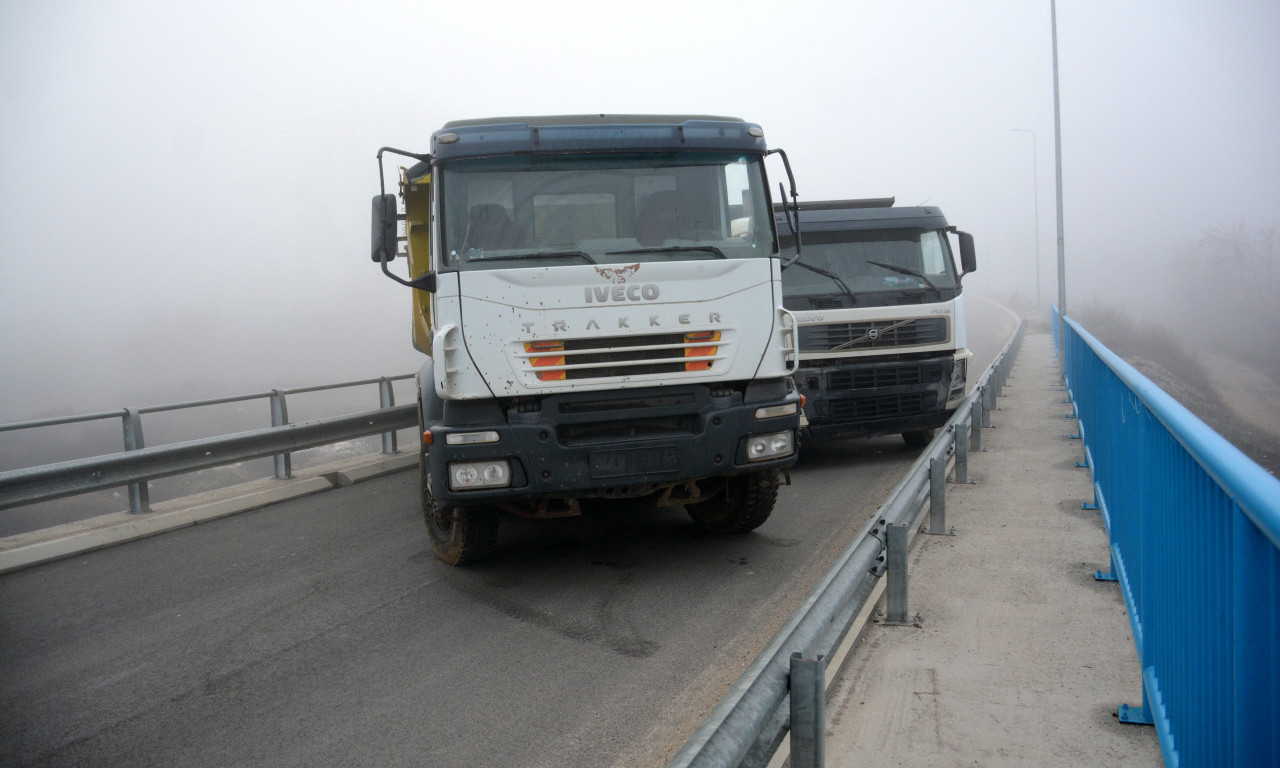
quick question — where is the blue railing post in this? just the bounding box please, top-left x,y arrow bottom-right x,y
1232,506 -> 1278,765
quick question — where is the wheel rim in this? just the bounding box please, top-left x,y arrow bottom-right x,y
425,494 -> 455,539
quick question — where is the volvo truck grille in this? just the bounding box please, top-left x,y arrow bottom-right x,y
799,317 -> 947,352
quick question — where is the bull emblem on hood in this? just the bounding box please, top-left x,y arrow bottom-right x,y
594,263 -> 641,284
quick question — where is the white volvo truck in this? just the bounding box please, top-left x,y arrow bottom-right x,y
776,199 -> 976,449
372,115 -> 803,564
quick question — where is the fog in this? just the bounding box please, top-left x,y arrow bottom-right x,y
3,0 -> 1277,421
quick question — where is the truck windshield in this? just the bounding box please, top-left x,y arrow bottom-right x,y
437,151 -> 776,271
781,229 -> 960,308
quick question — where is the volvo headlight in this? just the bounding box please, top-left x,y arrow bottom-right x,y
949,358 -> 968,399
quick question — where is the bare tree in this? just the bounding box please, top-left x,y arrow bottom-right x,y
1176,222 -> 1280,375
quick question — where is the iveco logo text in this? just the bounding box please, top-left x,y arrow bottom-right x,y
584,284 -> 660,302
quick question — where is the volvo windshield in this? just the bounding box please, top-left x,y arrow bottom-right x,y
781,229 -> 961,308
438,151 -> 776,271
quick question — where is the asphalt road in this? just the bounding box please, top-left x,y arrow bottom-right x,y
0,296 -> 1017,768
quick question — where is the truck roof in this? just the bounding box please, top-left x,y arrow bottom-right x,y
428,114 -> 768,161
776,199 -> 951,235
441,114 -> 746,129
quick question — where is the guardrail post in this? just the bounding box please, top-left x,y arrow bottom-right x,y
981,386 -> 994,428
969,398 -> 983,452
789,652 -> 826,768
270,390 -> 292,479
926,457 -> 954,535
122,408 -> 150,514
882,523 -> 920,626
953,422 -> 971,484
379,377 -> 398,455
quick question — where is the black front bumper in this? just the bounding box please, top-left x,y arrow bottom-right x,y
424,380 -> 799,505
795,354 -> 958,440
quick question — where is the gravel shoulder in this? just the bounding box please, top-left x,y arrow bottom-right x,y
1124,351 -> 1280,477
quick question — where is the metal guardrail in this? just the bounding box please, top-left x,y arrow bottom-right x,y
1057,307 -> 1280,768
666,321 -> 1025,768
0,375 -> 417,514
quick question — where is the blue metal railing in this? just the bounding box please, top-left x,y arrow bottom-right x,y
1056,305 -> 1280,768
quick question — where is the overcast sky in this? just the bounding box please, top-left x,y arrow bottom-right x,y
2,0 -> 1277,420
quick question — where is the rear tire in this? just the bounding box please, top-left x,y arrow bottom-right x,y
421,448 -> 499,566
902,429 -> 935,448
685,470 -> 778,534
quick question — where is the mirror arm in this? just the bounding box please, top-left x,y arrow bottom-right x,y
373,147 -> 434,287
767,148 -> 802,267
379,256 -> 437,292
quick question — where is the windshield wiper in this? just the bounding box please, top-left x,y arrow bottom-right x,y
791,261 -> 857,304
465,250 -> 597,265
605,245 -> 726,259
866,260 -> 940,296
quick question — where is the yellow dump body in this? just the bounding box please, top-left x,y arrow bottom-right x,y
402,168 -> 433,354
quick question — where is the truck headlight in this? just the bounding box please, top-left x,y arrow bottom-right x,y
746,430 -> 794,462
449,460 -> 512,490
949,358 -> 967,399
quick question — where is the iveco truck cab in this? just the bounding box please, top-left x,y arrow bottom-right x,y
372,115 -> 803,564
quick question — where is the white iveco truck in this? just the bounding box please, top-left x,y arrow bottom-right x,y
776,199 -> 976,449
372,115 -> 803,564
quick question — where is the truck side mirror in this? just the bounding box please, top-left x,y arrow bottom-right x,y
371,194 -> 398,263
957,231 -> 977,274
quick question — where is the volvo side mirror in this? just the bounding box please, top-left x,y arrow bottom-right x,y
957,231 -> 977,274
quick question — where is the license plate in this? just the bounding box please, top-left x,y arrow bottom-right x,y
589,446 -> 680,478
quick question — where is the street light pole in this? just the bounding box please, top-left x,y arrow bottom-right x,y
1051,0 -> 1067,316
1011,128 -> 1041,307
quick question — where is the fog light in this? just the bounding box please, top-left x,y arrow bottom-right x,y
746,430 -> 794,462
449,460 -> 512,490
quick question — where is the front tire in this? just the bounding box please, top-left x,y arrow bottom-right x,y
685,470 -> 778,534
421,449 -> 499,566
